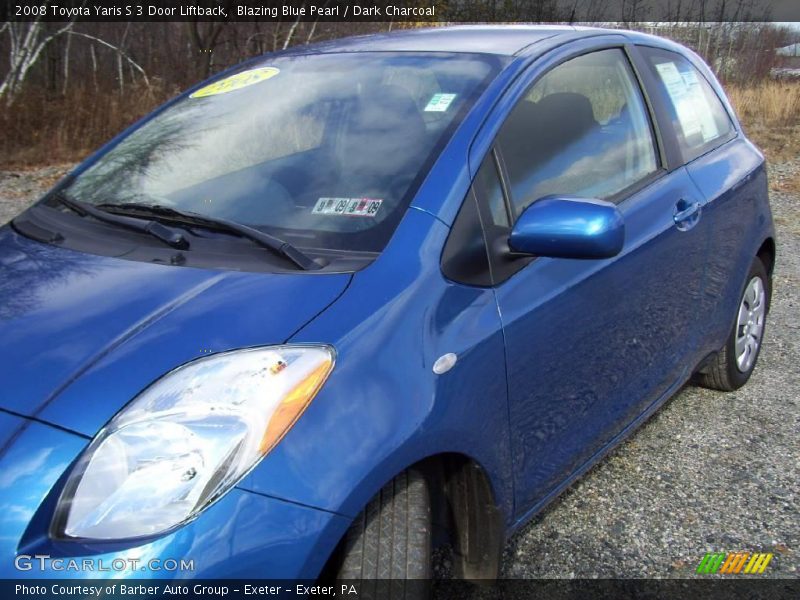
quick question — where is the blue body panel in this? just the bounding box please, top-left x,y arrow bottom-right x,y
0,25 -> 774,579
241,209 -> 513,521
687,138 -> 772,355
0,226 -> 350,426
495,165 -> 710,515
297,24 -> 575,55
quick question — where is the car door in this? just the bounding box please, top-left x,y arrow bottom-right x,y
475,45 -> 711,517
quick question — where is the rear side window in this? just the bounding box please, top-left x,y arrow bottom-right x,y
497,48 -> 658,216
639,47 -> 735,163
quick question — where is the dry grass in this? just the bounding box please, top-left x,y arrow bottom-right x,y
0,82 -> 174,169
726,80 -> 800,163
727,81 -> 800,128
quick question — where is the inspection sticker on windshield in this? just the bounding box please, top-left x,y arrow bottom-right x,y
424,93 -> 457,112
312,197 -> 383,217
190,67 -> 280,98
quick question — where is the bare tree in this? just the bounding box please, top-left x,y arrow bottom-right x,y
186,21 -> 227,79
65,30 -> 152,92
0,19 -> 74,105
283,3 -> 306,49
306,1 -> 330,44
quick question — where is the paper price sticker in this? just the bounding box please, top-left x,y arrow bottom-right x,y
655,61 -> 719,143
190,67 -> 280,98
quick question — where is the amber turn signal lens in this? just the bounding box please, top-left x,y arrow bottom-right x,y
259,357 -> 333,454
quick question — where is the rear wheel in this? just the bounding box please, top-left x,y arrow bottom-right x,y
694,256 -> 770,391
331,469 -> 432,599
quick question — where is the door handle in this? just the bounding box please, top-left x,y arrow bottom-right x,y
673,200 -> 702,231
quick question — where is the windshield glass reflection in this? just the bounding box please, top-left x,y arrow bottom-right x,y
62,53 -> 501,252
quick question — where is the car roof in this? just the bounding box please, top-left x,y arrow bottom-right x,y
292,25 -> 617,57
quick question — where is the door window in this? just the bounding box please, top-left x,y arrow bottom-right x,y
497,48 -> 658,216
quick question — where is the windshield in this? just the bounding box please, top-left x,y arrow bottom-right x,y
59,52 -> 502,253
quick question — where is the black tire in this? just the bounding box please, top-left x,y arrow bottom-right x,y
694,256 -> 771,391
332,469 -> 431,599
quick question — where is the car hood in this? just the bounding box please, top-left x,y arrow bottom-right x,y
0,227 -> 350,435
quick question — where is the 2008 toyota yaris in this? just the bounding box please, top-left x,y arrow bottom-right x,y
0,25 -> 775,585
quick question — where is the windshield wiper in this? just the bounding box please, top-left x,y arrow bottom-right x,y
56,195 -> 189,250
95,201 -> 323,271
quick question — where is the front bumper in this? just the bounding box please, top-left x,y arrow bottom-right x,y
0,412 -> 349,579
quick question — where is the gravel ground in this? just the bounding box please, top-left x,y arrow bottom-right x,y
1,161 -> 798,583
0,165 -> 71,224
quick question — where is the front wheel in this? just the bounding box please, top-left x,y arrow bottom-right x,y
331,469 -> 432,599
694,256 -> 771,391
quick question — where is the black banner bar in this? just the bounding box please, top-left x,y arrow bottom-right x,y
2,0 -> 800,23
3,579 -> 800,600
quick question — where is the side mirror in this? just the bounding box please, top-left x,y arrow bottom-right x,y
508,196 -> 625,259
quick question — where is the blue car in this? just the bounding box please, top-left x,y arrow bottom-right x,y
1,25 -> 774,585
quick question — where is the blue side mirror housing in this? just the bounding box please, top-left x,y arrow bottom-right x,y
508,196 -> 625,259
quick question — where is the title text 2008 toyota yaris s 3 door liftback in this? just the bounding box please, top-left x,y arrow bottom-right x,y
0,26 -> 775,585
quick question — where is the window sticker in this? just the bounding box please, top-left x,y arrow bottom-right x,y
680,68 -> 700,87
655,62 -> 719,143
655,62 -> 702,139
683,71 -> 719,143
312,197 -> 383,217
190,67 -> 280,98
424,93 -> 458,112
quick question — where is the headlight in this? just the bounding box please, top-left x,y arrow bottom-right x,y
52,345 -> 334,541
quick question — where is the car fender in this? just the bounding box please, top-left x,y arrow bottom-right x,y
237,208 -> 514,529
